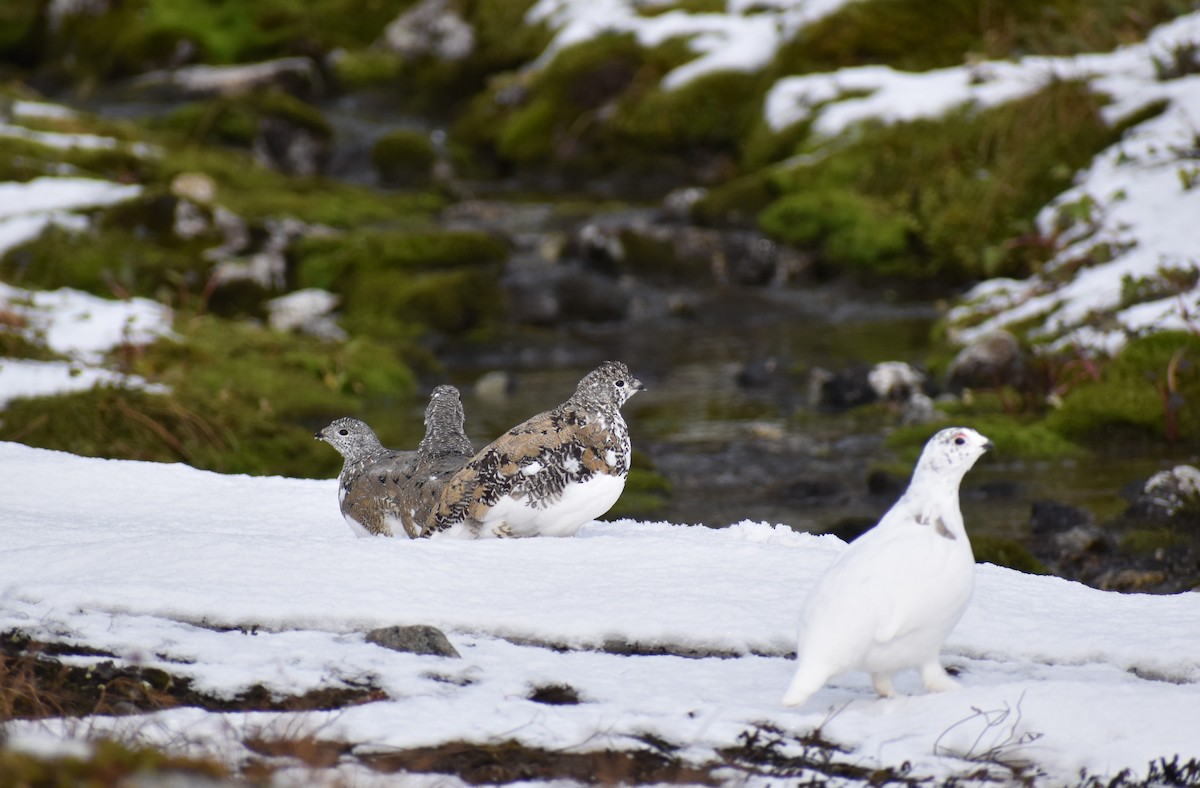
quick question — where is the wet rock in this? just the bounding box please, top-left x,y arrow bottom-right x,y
504,264 -> 630,326
866,469 -> 905,499
1030,499 -> 1095,535
1126,465 -> 1200,523
366,625 -> 460,658
254,115 -> 329,176
808,364 -> 874,411
868,361 -> 925,402
381,0 -> 474,62
736,358 -> 779,389
946,330 -> 1026,393
266,288 -> 346,341
1095,568 -> 1170,592
575,216 -> 806,286
170,172 -> 217,205
132,57 -> 323,100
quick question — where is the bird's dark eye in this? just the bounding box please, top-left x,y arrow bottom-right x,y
615,380 -> 625,388
954,436 -> 965,445
338,429 -> 349,436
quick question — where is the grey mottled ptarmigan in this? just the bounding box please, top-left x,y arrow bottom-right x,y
395,384 -> 476,538
422,361 -> 644,539
315,385 -> 472,538
782,426 -> 993,708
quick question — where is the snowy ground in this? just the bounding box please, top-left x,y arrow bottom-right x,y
1,440 -> 1199,783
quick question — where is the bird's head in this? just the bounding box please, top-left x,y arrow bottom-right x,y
315,417 -> 384,461
913,427 -> 993,482
574,360 -> 645,409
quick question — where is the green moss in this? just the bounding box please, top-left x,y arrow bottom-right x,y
1047,332 -> 1200,444
971,535 -> 1049,574
373,129 -> 437,186
612,69 -> 764,152
148,146 -> 443,226
769,0 -> 1192,76
886,415 -> 1085,464
150,92 -> 330,151
0,220 -> 212,304
759,189 -> 910,271
45,0 -> 413,82
1120,527 -> 1188,555
760,80 -> 1121,282
692,172 -> 779,226
293,228 -> 508,338
0,314 -> 418,477
331,49 -> 404,90
603,458 -> 672,519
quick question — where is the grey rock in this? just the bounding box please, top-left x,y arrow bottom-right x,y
946,330 -> 1026,393
131,57 -> 323,100
366,625 -> 460,658
381,0 -> 474,61
1031,499 -> 1095,535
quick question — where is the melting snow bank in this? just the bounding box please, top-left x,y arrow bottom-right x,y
0,283 -> 173,406
1,441 -> 1199,783
765,12 -> 1200,356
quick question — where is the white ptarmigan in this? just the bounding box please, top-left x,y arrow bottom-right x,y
315,385 -> 472,538
782,426 -> 993,708
422,361 -> 644,539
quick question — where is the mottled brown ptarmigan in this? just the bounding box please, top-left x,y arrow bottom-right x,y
316,385 -> 472,538
422,361 -> 644,539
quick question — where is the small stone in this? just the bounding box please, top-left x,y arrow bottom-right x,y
946,330 -> 1025,393
1030,499 -> 1095,535
366,625 -> 460,658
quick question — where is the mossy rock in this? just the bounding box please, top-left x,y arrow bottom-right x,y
971,534 -> 1049,574
372,129 -> 437,187
331,49 -> 404,91
758,188 -> 910,273
342,266 -> 506,337
151,92 -> 330,150
1120,527 -> 1189,555
293,227 -> 510,339
768,0 -> 1192,76
1047,331 -> 1200,445
692,172 -> 780,227
0,221 -> 212,304
146,146 -> 444,226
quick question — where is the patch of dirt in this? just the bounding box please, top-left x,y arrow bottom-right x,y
365,740 -> 717,785
0,630 -> 387,720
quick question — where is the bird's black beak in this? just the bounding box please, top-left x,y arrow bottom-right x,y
983,440 -> 995,452
632,377 -> 646,392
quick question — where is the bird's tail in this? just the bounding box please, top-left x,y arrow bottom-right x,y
781,660 -> 833,708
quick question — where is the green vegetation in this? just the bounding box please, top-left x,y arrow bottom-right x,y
1047,331 -> 1200,444
454,32 -> 762,180
758,79 -> 1122,283
295,228 -> 509,338
373,129 -> 437,186
1,315 -> 417,477
972,535 -> 1049,574
150,92 -> 331,150
0,195 -> 214,303
768,0 -> 1193,75
0,741 -> 228,787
